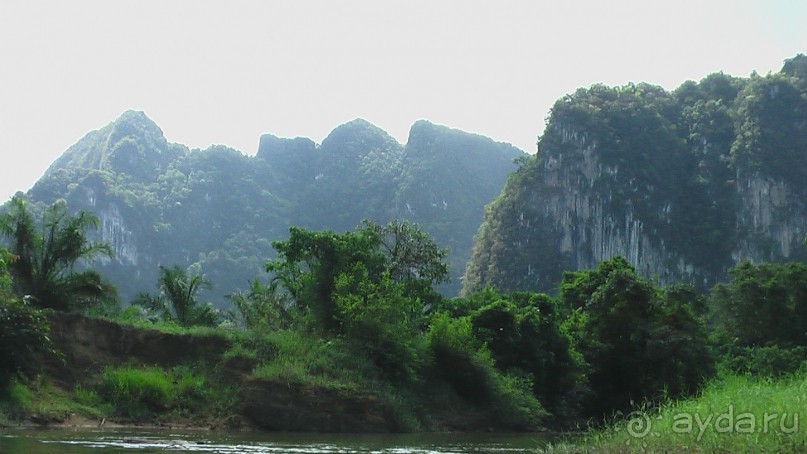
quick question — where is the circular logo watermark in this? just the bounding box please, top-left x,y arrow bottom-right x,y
625,410 -> 653,439
614,410 -> 661,448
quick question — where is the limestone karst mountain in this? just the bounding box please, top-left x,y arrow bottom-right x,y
22,112 -> 523,303
463,55 -> 807,295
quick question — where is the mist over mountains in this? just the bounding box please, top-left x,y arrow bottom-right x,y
9,55 -> 807,307
24,111 -> 523,303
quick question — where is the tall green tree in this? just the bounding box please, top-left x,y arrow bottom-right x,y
467,290 -> 585,418
709,261 -> 807,348
265,221 -> 447,379
0,197 -> 115,311
561,257 -> 713,417
365,220 -> 449,309
266,220 -> 447,333
226,278 -> 291,330
267,226 -> 385,332
133,265 -> 218,327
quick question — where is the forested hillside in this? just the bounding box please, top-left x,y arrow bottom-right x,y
21,112 -> 522,303
464,54 -> 807,294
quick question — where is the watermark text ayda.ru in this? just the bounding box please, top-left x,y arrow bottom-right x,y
624,405 -> 799,442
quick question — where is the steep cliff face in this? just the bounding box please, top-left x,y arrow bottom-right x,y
734,175 -> 807,263
395,121 -> 524,292
464,58 -> 807,294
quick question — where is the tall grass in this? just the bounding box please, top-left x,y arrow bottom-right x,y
99,364 -> 233,420
100,366 -> 174,418
0,378 -> 33,421
250,329 -> 376,393
547,372 -> 807,453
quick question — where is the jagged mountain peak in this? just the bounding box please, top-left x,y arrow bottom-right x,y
24,113 -> 523,301
405,119 -> 524,158
45,110 -> 187,181
256,134 -> 317,162
320,118 -> 403,157
107,110 -> 164,141
407,119 -> 466,140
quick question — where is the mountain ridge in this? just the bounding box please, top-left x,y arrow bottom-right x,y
21,112 -> 525,303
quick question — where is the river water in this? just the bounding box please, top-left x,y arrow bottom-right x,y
0,428 -> 557,453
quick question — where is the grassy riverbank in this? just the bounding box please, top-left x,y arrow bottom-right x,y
0,313 -> 545,432
546,372 -> 807,453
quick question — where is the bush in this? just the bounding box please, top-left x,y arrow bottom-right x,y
426,312 -> 546,428
251,329 -> 375,391
427,313 -> 493,401
720,346 -> 807,377
100,366 -> 174,418
0,298 -> 54,390
0,379 -> 33,418
99,365 -> 225,419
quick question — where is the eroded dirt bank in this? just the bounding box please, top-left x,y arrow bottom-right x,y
27,314 -> 522,433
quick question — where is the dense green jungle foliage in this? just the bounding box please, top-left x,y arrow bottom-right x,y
3,55 -> 807,437
465,54 -> 807,295
3,197 -> 806,432
17,113 -> 522,303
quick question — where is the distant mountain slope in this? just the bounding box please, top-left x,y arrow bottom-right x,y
463,54 -> 807,294
23,112 -> 523,303
45,110 -> 188,181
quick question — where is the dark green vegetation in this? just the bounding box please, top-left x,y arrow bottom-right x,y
0,198 -> 116,311
5,195 -> 805,443
132,265 -> 219,328
22,113 -> 522,303
2,56 -> 807,451
465,54 -> 807,295
543,241 -> 807,452
547,373 -> 807,453
0,249 -> 55,392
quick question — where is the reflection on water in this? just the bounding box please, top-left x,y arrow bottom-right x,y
0,429 -> 555,453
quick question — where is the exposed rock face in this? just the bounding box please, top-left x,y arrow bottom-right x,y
464,63 -> 807,294
99,204 -> 138,266
534,140 -> 693,285
733,175 -> 807,263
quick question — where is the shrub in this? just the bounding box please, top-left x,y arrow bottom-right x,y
0,379 -> 33,417
0,298 -> 54,390
426,312 -> 546,428
100,366 -> 174,418
251,329 -> 374,391
720,345 -> 807,376
427,312 -> 492,400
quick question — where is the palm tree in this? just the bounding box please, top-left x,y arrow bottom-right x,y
226,278 -> 291,330
0,197 -> 115,310
133,265 -> 218,327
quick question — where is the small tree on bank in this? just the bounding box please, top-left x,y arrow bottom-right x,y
0,197 -> 115,311
133,265 -> 218,328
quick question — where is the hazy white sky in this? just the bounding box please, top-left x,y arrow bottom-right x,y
0,0 -> 804,200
